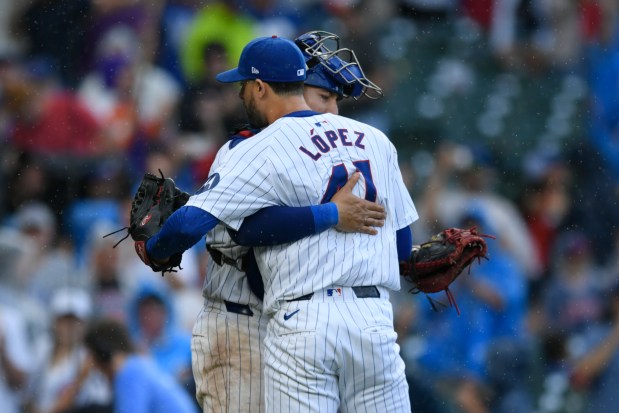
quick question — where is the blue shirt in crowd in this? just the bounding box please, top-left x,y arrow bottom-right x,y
115,355 -> 197,413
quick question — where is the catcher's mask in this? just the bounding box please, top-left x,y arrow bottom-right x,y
295,31 -> 383,100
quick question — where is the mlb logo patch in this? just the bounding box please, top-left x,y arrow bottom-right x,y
327,288 -> 342,297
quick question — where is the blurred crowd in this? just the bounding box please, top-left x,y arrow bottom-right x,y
0,1 -> 618,413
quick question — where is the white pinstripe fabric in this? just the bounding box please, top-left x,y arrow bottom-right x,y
187,112 -> 417,412
197,138 -> 264,309
190,139 -> 266,412
187,113 -> 418,314
191,300 -> 268,413
264,292 -> 410,412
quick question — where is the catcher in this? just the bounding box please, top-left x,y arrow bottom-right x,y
400,227 -> 496,314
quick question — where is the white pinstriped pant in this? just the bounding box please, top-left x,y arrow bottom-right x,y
264,287 -> 411,413
191,299 -> 268,413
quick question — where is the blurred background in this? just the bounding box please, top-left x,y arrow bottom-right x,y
0,0 -> 618,412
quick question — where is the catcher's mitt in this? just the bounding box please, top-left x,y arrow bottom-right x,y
401,227 -> 495,313
129,171 -> 189,274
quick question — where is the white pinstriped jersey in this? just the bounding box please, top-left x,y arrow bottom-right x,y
187,112 -> 418,314
189,140 -> 263,308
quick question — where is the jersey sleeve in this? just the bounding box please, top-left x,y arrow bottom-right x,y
185,147 -> 281,230
396,225 -> 413,261
230,203 -> 338,246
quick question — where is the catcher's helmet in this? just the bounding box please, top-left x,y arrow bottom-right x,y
295,31 -> 383,100
305,63 -> 345,97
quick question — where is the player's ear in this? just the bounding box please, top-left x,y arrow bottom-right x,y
255,79 -> 267,97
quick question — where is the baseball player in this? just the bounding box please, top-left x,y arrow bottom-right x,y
191,32 -> 386,413
139,36 -> 416,412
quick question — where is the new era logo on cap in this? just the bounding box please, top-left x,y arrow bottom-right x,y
216,36 -> 307,83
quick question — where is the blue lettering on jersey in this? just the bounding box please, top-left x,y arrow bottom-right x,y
354,131 -> 365,149
325,130 -> 339,148
300,146 -> 321,161
321,161 -> 377,203
299,128 -> 364,161
311,134 -> 330,153
196,173 -> 220,194
338,129 -> 353,146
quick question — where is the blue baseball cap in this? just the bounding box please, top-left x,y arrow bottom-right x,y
216,36 -> 307,83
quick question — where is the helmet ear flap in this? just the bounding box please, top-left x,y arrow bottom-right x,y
305,64 -> 344,97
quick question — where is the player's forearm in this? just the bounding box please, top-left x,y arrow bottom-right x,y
231,203 -> 338,246
147,206 -> 218,260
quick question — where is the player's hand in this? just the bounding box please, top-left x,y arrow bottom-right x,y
332,172 -> 386,235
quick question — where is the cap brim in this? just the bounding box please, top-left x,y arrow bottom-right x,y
215,68 -> 248,83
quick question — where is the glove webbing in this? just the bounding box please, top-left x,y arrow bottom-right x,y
425,288 -> 460,315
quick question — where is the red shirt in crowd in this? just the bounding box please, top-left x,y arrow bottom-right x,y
11,92 -> 102,156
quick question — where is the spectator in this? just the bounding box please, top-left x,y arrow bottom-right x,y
11,202 -> 80,304
0,226 -> 50,373
415,142 -> 542,279
64,158 -> 128,266
178,85 -> 237,185
329,0 -> 396,130
542,230 -> 607,337
84,318 -> 198,413
29,287 -> 111,413
458,208 -> 533,413
81,0 -> 162,75
582,0 -> 619,176
85,223 -> 130,323
0,301 -> 34,413
93,187 -> 203,308
0,1 -> 27,59
570,279 -> 619,413
3,153 -> 51,218
403,206 -> 532,413
16,0 -> 92,87
78,27 -> 182,153
126,283 -> 193,389
542,0 -> 585,70
240,0 -> 303,39
519,149 -> 572,281
180,1 -> 257,85
155,0 -> 201,87
487,0 -> 553,73
2,57 -> 103,157
176,41 -> 246,185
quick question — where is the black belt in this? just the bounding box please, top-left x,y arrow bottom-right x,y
207,246 -> 248,272
287,286 -> 380,302
224,301 -> 254,316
